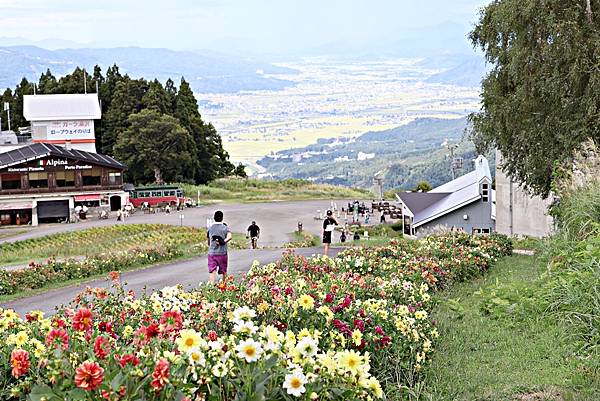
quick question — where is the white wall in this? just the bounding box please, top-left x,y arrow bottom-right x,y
495,151 -> 554,237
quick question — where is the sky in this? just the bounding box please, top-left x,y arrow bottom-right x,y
0,0 -> 490,54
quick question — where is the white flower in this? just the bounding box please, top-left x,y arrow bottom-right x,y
233,320 -> 258,335
232,306 -> 257,324
236,338 -> 263,362
188,348 -> 206,367
295,336 -> 319,359
283,371 -> 307,397
211,362 -> 228,377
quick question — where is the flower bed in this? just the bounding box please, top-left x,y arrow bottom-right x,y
0,233 -> 511,400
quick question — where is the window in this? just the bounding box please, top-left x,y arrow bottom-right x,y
29,172 -> 48,188
108,172 -> 122,186
167,190 -> 176,197
152,191 -> 163,197
482,182 -> 489,202
82,169 -> 101,186
176,190 -> 183,198
56,171 -> 75,187
1,174 -> 21,190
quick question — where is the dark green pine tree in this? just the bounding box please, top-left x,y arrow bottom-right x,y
11,78 -> 34,131
164,78 -> 177,115
142,79 -> 171,114
174,78 -> 233,183
37,69 -> 58,94
56,67 -> 94,94
102,76 -> 141,155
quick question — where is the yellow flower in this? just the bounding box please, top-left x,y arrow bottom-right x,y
297,328 -> 311,340
351,329 -> 363,347
3,309 -> 19,321
122,325 -> 134,338
14,330 -> 29,347
31,339 -> 46,358
176,329 -> 203,353
297,294 -> 315,310
414,310 -> 428,320
361,377 -> 384,399
317,306 -> 334,322
336,350 -> 364,375
257,301 -> 270,314
317,353 -> 338,374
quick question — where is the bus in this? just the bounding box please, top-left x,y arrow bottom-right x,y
128,185 -> 186,208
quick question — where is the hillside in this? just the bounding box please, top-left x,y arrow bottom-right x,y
257,117 -> 491,190
425,55 -> 489,87
0,46 -> 296,93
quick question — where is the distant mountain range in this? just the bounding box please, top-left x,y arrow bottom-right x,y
424,54 -> 490,87
0,44 -> 297,93
257,117 -> 493,191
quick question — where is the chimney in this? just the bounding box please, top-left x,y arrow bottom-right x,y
65,140 -> 72,151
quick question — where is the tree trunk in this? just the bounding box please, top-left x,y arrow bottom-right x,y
154,167 -> 163,185
586,0 -> 593,23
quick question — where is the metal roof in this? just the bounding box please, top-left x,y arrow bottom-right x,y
396,192 -> 449,215
397,155 -> 492,228
23,94 -> 102,121
0,143 -> 126,171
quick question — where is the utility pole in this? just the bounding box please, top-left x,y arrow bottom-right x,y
3,102 -> 10,131
447,144 -> 459,180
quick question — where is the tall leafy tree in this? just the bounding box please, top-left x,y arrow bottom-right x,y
469,0 -> 600,197
114,109 -> 196,184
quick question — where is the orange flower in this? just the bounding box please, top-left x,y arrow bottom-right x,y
11,349 -> 30,378
72,308 -> 93,332
108,271 -> 120,281
159,310 -> 182,333
74,361 -> 104,391
151,358 -> 170,392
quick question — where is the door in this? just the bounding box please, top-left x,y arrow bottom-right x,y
110,195 -> 122,211
37,200 -> 69,221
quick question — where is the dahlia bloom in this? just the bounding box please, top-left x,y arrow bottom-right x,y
74,361 -> 104,391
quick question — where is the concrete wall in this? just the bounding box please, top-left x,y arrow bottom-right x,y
495,151 -> 553,237
416,199 -> 494,236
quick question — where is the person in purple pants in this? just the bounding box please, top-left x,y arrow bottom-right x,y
207,210 -> 232,284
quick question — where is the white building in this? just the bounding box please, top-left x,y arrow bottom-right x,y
23,93 -> 101,153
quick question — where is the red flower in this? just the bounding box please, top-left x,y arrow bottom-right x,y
94,336 -> 111,360
133,326 -> 150,346
159,310 -> 182,333
98,321 -> 113,334
72,308 -> 93,332
108,271 -> 120,281
114,353 -> 140,368
10,349 -> 30,378
151,358 -> 170,392
324,293 -> 335,303
74,361 -> 104,391
46,328 -> 69,350
145,322 -> 160,338
207,330 -> 218,341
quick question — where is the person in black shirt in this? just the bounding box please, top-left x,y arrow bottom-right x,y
322,210 -> 338,255
247,221 -> 260,249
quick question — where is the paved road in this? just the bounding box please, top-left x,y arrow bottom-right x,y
2,247 -> 341,316
0,199 -> 356,247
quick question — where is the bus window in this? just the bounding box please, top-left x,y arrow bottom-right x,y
177,190 -> 183,197
152,191 -> 162,197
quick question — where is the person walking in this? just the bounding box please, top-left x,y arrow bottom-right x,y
246,221 -> 261,249
207,210 -> 232,284
322,210 -> 338,256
